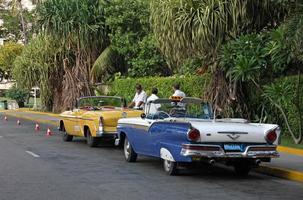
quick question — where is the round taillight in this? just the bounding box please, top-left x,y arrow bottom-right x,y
266,130 -> 277,144
188,129 -> 200,142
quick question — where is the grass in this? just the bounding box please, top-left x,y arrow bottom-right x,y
281,136 -> 303,149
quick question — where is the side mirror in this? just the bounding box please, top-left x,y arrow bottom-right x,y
141,113 -> 146,119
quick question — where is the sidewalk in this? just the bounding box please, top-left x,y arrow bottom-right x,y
1,109 -> 303,183
1,109 -> 60,126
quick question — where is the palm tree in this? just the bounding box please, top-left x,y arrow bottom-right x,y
37,0 -> 108,110
150,0 -> 290,112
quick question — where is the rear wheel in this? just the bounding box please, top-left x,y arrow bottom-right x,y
86,129 -> 99,147
234,160 -> 252,176
124,137 -> 137,162
62,123 -> 73,142
163,159 -> 178,176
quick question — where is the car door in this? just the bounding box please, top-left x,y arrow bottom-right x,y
72,109 -> 83,136
128,118 -> 154,156
61,110 -> 77,135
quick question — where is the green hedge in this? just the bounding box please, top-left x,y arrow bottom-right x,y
109,74 -> 210,102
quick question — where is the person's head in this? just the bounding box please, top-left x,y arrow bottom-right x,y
172,83 -> 180,91
135,83 -> 142,93
151,87 -> 158,95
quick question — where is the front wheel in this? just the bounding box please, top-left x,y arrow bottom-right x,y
86,129 -> 99,147
163,159 -> 178,176
124,137 -> 137,162
234,161 -> 252,176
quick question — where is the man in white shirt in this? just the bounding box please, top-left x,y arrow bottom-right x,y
128,84 -> 147,110
145,88 -> 160,113
172,83 -> 186,97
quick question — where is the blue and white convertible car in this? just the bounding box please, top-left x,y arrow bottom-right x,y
115,97 -> 280,176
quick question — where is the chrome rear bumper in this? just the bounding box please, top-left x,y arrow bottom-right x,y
180,144 -> 279,159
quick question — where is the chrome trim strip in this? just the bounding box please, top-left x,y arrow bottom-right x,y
217,131 -> 248,134
180,144 -> 279,158
118,123 -> 150,131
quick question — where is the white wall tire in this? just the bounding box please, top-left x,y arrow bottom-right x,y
124,137 -> 137,162
163,159 -> 178,176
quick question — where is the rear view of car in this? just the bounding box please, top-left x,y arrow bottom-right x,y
116,97 -> 280,176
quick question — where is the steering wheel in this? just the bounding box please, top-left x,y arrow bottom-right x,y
156,111 -> 170,119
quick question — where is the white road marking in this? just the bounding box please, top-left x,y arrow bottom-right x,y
25,151 -> 40,158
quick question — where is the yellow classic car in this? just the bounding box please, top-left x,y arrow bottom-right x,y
59,96 -> 142,147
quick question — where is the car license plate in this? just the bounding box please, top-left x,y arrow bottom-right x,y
224,144 -> 242,151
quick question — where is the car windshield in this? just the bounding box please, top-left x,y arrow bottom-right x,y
146,99 -> 213,120
78,96 -> 125,110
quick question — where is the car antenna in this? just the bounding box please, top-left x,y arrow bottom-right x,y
213,106 -> 216,122
212,93 -> 219,123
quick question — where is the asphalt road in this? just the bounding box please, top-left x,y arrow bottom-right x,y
0,114 -> 303,200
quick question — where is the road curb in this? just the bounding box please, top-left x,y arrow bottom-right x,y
277,146 -> 303,157
3,112 -> 59,126
256,165 -> 303,183
13,108 -> 60,117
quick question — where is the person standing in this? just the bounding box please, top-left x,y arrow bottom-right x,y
145,88 -> 160,113
128,84 -> 147,110
172,83 -> 186,97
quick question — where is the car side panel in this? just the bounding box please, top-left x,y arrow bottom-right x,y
149,122 -> 192,162
60,111 -> 78,136
121,123 -> 152,155
118,121 -> 193,162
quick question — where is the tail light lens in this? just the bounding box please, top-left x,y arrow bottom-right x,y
265,130 -> 277,144
99,117 -> 104,133
187,128 -> 200,142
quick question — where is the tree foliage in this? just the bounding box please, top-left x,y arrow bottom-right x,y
13,35 -> 62,111
91,0 -> 168,82
0,41 -> 23,77
150,0 -> 289,68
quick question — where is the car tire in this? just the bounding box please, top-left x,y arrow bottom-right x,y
62,124 -> 73,142
124,137 -> 137,162
163,159 -> 178,176
234,161 -> 252,176
86,129 -> 99,147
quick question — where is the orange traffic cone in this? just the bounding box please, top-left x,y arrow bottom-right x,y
35,123 -> 40,132
46,128 -> 52,136
4,116 -> 7,121
17,120 -> 21,126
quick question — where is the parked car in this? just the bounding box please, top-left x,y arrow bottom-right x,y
115,97 -> 280,176
59,96 -> 143,147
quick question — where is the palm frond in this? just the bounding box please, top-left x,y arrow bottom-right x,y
91,46 -> 119,82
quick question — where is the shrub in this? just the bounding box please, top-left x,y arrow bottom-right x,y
5,86 -> 28,107
263,75 -> 303,143
109,74 -> 210,102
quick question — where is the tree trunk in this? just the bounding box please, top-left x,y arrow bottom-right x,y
17,0 -> 27,44
61,38 -> 94,110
